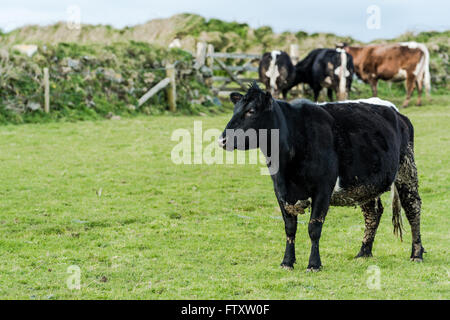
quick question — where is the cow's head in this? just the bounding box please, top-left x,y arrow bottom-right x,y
219,82 -> 273,151
336,42 -> 351,54
335,42 -> 348,49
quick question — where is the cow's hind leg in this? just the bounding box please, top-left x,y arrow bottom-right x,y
415,79 -> 423,106
369,78 -> 378,97
395,146 -> 424,261
356,198 -> 383,258
402,74 -> 417,108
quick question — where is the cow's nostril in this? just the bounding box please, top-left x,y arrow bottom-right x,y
218,136 -> 227,147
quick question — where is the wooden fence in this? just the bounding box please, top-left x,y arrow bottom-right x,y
40,42 -> 303,113
194,42 -> 261,96
137,63 -> 176,111
39,63 -> 177,114
194,42 -> 305,97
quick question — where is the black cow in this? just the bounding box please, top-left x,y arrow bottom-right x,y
219,83 -> 424,271
259,49 -> 354,101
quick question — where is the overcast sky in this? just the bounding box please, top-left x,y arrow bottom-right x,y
0,0 -> 448,42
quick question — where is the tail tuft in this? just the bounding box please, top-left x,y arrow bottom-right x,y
418,43 -> 431,97
392,184 -> 404,241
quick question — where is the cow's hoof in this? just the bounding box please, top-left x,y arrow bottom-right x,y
355,243 -> 373,258
306,266 -> 321,272
280,264 -> 294,270
410,244 -> 425,262
355,250 -> 373,258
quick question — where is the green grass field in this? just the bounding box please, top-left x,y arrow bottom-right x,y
0,95 -> 448,299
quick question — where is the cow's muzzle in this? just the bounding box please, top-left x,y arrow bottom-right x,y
218,136 -> 227,149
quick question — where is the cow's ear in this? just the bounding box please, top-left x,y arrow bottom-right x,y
263,91 -> 272,109
230,92 -> 243,104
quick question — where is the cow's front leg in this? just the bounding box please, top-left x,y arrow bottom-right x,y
327,88 -> 333,101
369,78 -> 378,97
307,192 -> 331,272
277,198 -> 298,270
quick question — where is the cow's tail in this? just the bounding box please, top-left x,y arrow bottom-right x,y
417,43 -> 431,97
391,183 -> 403,241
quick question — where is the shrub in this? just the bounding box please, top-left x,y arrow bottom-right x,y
0,42 -> 218,124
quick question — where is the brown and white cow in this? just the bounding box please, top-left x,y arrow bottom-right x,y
341,42 -> 431,107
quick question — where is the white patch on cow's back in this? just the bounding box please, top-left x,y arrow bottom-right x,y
265,50 -> 281,91
400,41 -> 418,49
356,97 -> 399,111
317,97 -> 399,111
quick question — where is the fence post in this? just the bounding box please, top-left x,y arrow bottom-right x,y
206,44 -> 214,68
43,67 -> 50,113
289,44 -> 302,97
337,49 -> 347,101
290,44 -> 300,64
166,63 -> 176,112
195,42 -> 207,69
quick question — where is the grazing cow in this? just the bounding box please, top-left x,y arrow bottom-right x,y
259,48 -> 354,101
219,82 -> 424,271
341,42 -> 431,107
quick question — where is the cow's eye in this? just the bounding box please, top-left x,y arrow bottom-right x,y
245,109 -> 255,117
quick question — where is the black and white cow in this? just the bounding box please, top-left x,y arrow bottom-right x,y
297,48 -> 354,101
259,51 -> 296,99
259,48 -> 354,101
219,82 -> 424,271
